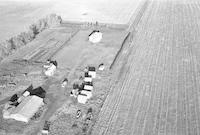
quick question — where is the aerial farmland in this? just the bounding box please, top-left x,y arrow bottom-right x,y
0,0 -> 200,135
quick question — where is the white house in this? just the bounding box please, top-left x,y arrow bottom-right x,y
77,93 -> 88,104
8,95 -> 44,123
45,63 -> 56,76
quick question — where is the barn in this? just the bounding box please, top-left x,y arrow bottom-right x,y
8,95 -> 44,123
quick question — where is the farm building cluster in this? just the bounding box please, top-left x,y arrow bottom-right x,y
0,21 -> 128,134
78,67 -> 96,104
70,66 -> 101,104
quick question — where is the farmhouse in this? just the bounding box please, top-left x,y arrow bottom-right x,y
44,60 -> 57,76
88,30 -> 103,43
6,95 -> 44,123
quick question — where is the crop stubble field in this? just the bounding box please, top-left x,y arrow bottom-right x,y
92,0 -> 200,135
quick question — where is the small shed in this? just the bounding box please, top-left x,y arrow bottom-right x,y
84,85 -> 93,91
85,72 -> 92,78
98,63 -> 105,71
77,93 -> 88,104
81,89 -> 92,99
84,81 -> 93,86
89,30 -> 103,43
88,67 -> 96,78
88,67 -> 95,71
84,77 -> 92,82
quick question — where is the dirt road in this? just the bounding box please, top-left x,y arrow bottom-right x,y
92,0 -> 200,135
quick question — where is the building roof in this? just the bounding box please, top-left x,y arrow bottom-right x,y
88,71 -> 96,78
85,72 -> 92,77
10,95 -> 44,123
23,85 -> 33,94
81,90 -> 92,99
84,77 -> 93,82
84,85 -> 93,91
77,93 -> 88,104
50,60 -> 58,67
84,82 -> 93,86
89,30 -> 100,36
9,94 -> 18,102
25,86 -> 46,98
88,67 -> 96,71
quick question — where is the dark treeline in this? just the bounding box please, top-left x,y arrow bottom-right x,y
0,14 -> 62,61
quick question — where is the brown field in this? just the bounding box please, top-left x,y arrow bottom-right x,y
92,0 -> 200,135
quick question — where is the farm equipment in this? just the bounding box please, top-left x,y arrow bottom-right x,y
76,109 -> 82,118
41,121 -> 51,135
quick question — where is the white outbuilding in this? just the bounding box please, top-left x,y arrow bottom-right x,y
81,89 -> 92,99
8,95 -> 44,123
77,93 -> 88,104
84,77 -> 92,82
88,71 -> 96,78
98,63 -> 105,71
88,30 -> 103,43
84,85 -> 93,91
